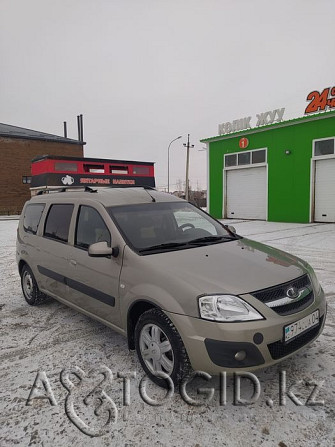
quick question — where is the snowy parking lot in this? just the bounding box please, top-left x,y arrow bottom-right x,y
0,218 -> 334,446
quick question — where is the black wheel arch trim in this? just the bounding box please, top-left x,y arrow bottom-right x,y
127,298 -> 161,350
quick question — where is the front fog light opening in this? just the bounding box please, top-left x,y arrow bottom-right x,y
198,294 -> 264,322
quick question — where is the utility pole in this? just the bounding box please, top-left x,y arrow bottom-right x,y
183,134 -> 194,201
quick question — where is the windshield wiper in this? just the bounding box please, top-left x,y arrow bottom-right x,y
188,235 -> 235,245
139,242 -> 189,253
139,235 -> 236,253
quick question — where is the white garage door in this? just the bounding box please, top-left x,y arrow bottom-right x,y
226,166 -> 267,220
314,158 -> 335,222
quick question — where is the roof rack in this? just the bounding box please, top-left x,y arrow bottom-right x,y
133,185 -> 156,190
31,186 -> 98,195
30,185 -> 157,196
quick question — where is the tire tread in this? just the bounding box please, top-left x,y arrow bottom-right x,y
21,265 -> 48,306
135,307 -> 192,388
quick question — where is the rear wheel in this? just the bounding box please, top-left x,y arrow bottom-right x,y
21,265 -> 47,305
135,308 -> 192,388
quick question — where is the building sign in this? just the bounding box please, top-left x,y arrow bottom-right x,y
31,173 -> 146,188
79,178 -> 135,185
218,108 -> 285,135
305,86 -> 335,114
30,155 -> 155,190
239,137 -> 249,149
80,177 -> 111,184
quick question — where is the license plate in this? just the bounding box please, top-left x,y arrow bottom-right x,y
284,310 -> 319,343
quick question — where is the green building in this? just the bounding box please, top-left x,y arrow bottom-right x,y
201,110 -> 335,223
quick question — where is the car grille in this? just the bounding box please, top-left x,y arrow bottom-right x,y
251,274 -> 314,316
267,315 -> 324,360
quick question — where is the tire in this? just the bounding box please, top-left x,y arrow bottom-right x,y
135,308 -> 192,389
21,265 -> 47,306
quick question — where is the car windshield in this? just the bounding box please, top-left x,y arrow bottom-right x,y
107,201 -> 237,254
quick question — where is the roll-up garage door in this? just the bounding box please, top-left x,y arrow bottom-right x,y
226,166 -> 267,220
314,158 -> 335,222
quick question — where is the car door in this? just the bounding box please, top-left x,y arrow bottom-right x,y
37,202 -> 75,299
65,204 -> 122,327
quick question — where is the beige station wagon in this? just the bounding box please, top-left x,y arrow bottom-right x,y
16,187 -> 327,387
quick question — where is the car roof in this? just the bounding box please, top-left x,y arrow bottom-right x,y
28,187 -> 185,207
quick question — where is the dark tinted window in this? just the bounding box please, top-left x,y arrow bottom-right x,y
314,139 -> 334,156
23,204 -> 45,234
75,206 -> 111,249
22,176 -> 32,184
132,166 -> 149,175
238,152 -> 251,165
252,150 -> 266,164
44,204 -> 74,242
225,154 -> 237,167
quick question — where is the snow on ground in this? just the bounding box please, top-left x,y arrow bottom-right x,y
0,218 -> 334,447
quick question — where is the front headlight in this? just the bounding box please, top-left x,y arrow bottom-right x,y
198,294 -> 264,322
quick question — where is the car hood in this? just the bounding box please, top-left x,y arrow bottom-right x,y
147,237 -> 306,296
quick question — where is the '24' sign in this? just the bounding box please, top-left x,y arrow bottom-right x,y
305,86 -> 335,114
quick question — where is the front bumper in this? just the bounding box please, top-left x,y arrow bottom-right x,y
165,288 -> 327,374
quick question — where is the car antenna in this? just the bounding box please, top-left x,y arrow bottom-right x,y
143,187 -> 156,202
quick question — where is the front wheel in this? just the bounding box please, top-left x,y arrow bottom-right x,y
135,308 -> 192,388
21,265 -> 47,305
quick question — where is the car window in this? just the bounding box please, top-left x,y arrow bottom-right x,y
108,202 -> 233,252
23,203 -> 45,234
173,207 -> 218,235
75,206 -> 111,249
44,204 -> 74,243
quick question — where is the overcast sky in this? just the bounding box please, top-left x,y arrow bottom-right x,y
1,0 -> 335,190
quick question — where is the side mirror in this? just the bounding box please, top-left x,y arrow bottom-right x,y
227,225 -> 236,234
88,241 -> 119,258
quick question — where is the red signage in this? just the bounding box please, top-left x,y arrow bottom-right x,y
80,178 -> 110,184
112,179 -> 135,185
305,86 -> 335,114
239,137 -> 249,149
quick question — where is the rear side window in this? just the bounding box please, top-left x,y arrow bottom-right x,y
44,204 -> 74,243
23,204 -> 45,234
75,206 -> 111,249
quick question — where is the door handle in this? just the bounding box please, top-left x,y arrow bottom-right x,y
69,259 -> 77,266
